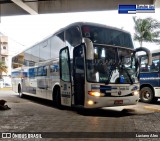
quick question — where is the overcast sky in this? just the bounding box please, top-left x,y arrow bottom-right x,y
0,8 -> 160,55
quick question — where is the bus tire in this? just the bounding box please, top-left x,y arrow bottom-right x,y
140,87 -> 154,103
18,85 -> 23,98
53,86 -> 63,109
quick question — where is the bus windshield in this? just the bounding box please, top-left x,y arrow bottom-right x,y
86,45 -> 138,84
82,25 -> 134,49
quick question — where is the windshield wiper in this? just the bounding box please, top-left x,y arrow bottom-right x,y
106,48 -> 119,84
105,65 -> 134,85
105,65 -> 116,84
121,65 -> 134,84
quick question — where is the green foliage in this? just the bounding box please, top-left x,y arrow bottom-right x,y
133,17 -> 160,46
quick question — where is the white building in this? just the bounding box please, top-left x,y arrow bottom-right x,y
0,32 -> 25,87
0,33 -> 10,86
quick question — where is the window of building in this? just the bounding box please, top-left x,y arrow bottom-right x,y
2,57 -> 5,62
3,46 -> 6,50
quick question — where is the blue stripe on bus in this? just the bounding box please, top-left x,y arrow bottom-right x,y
103,93 -> 133,97
92,86 -> 118,90
100,86 -> 112,91
140,73 -> 159,77
140,73 -> 160,87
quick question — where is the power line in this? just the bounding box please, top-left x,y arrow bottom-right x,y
0,31 -> 26,47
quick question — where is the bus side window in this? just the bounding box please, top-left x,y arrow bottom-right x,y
37,66 -> 47,76
140,56 -> 149,72
34,68 -> 38,76
29,68 -> 35,78
50,65 -> 59,73
157,61 -> 160,71
50,65 -> 54,73
51,32 -> 65,59
140,55 -> 160,72
150,62 -> 156,71
43,66 -> 47,76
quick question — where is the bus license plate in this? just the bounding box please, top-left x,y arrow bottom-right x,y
114,100 -> 123,105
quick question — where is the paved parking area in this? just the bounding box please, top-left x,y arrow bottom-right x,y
0,90 -> 160,141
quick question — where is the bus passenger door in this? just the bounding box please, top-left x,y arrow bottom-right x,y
59,47 -> 72,106
73,45 -> 85,106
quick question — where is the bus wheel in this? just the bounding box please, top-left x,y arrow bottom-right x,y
18,85 -> 23,98
53,87 -> 63,109
140,87 -> 154,103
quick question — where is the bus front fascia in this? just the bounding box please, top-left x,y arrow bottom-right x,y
83,39 -> 152,108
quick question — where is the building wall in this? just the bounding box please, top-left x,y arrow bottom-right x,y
0,35 -> 10,85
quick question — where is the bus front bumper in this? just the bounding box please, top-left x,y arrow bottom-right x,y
84,95 -> 139,109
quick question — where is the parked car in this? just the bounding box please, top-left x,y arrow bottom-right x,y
3,83 -> 11,87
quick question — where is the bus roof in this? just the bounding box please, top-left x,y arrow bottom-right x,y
55,21 -> 131,35
13,22 -> 132,57
151,49 -> 160,54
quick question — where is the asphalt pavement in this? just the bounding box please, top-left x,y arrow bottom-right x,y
0,90 -> 160,141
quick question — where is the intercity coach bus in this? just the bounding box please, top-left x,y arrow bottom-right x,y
11,22 -> 152,108
139,49 -> 160,103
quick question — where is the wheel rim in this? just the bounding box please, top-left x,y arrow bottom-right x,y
142,90 -> 151,101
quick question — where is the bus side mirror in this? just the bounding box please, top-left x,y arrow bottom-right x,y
84,38 -> 94,60
134,47 -> 152,66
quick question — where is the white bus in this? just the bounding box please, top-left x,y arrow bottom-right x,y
11,22 -> 152,108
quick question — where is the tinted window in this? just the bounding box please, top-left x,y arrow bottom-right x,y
37,66 -> 47,76
31,45 -> 39,63
51,32 -> 65,59
29,68 -> 35,78
140,53 -> 160,72
60,48 -> 70,82
40,40 -> 50,62
50,64 -> 59,73
11,71 -> 21,78
12,53 -> 24,68
65,26 -> 81,47
24,49 -> 35,66
82,25 -> 133,48
24,49 -> 30,66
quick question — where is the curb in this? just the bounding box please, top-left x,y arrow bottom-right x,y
0,87 -> 12,91
144,106 -> 160,112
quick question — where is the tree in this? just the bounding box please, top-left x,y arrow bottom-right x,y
133,17 -> 160,46
0,61 -> 7,79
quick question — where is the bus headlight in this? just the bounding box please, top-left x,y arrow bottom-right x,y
88,100 -> 94,105
132,90 -> 139,96
88,91 -> 104,97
